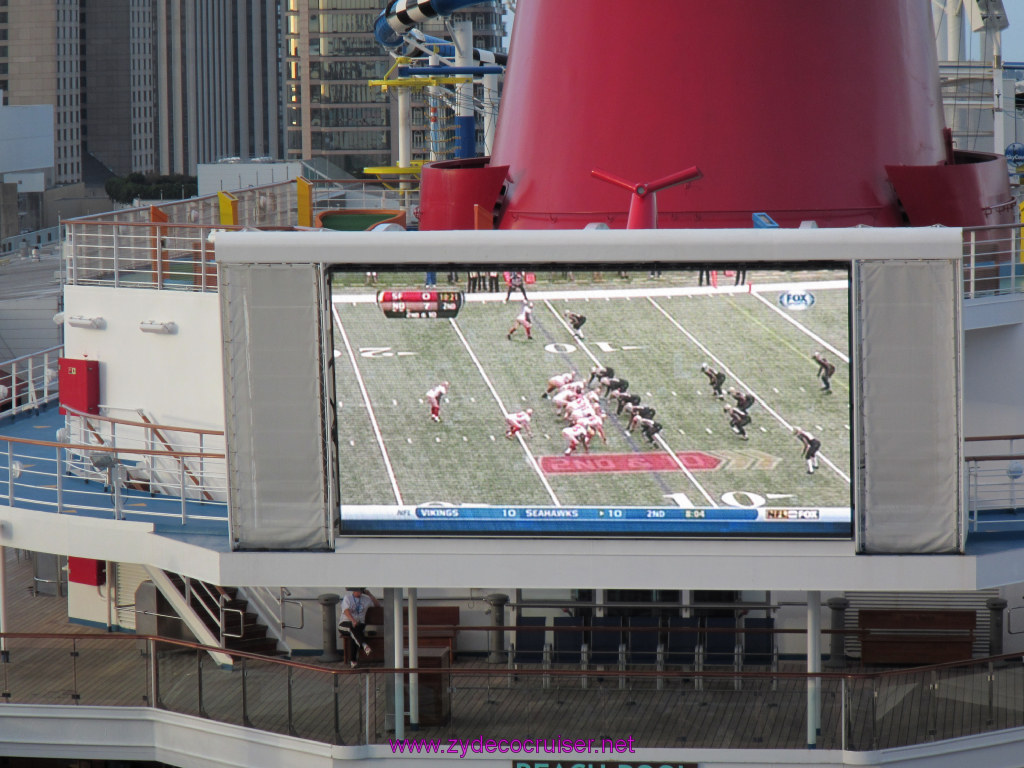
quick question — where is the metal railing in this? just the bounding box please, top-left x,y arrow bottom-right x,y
62,406 -> 226,503
177,578 -> 245,646
966,434 -> 1024,531
0,431 -> 227,526
56,198 -> 1024,296
64,219 -> 226,292
58,177 -> 423,291
307,177 -> 420,224
1,631 -> 1023,751
242,586 -> 306,636
0,346 -> 62,419
962,225 -> 1024,299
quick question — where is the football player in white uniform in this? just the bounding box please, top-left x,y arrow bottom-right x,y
505,409 -> 534,439
507,301 -> 534,340
426,381 -> 449,422
543,372 -> 576,399
562,424 -> 593,455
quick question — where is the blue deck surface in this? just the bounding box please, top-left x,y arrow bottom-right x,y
0,405 -> 230,543
3,405 -> 1022,557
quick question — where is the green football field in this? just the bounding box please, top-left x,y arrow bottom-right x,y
331,270 -> 851,514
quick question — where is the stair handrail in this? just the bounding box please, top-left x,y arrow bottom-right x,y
60,406 -> 225,505
60,404 -> 224,436
181,577 -> 244,645
241,586 -> 304,635
135,410 -> 213,501
217,593 -> 245,642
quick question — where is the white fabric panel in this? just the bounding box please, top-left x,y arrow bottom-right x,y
856,259 -> 961,554
222,263 -> 331,550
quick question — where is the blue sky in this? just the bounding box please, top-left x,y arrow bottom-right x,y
996,0 -> 1024,62
1005,20 -> 1024,63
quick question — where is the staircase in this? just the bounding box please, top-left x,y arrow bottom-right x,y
165,573 -> 281,656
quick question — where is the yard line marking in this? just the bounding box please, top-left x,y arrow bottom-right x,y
541,300 -> 601,367
749,290 -> 850,364
649,297 -> 851,484
542,300 -> 717,507
331,304 -> 404,505
448,318 -> 560,505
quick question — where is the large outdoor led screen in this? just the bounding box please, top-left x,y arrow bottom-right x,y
331,264 -> 851,538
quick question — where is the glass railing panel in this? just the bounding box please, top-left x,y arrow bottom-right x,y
72,637 -> 149,706
286,665 -> 346,744
2,637 -> 79,705
153,644 -> 203,717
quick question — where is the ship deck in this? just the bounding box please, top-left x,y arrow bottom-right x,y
5,550 -> 1024,753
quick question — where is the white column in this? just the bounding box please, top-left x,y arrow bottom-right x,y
397,86 -> 414,214
453,21 -> 474,158
408,588 -> 419,730
807,590 -> 821,748
397,87 -> 412,169
483,72 -> 499,156
0,546 -> 7,658
992,29 -> 1005,155
392,588 -> 405,740
946,0 -> 962,62
428,52 -> 442,162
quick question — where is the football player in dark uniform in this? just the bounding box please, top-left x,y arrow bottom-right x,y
812,352 -> 836,394
601,376 -> 629,396
793,427 -> 821,473
637,418 -> 663,445
701,363 -> 726,398
505,271 -> 528,302
612,391 -> 641,416
564,310 -> 587,339
588,365 -> 614,386
627,405 -> 657,432
724,405 -> 751,439
727,387 -> 756,413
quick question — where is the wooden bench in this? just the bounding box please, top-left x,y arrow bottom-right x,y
858,609 -> 976,665
345,605 -> 460,663
404,606 -> 460,661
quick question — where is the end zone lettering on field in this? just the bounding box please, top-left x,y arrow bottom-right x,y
540,452 -> 721,474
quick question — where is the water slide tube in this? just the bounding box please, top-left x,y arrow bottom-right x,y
374,0 -> 495,48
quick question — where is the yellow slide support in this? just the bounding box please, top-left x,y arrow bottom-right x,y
297,177 -> 313,228
218,191 -> 239,226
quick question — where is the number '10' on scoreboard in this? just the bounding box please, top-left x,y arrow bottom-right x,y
377,290 -> 464,319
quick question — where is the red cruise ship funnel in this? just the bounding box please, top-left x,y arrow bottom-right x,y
481,0 -> 1011,230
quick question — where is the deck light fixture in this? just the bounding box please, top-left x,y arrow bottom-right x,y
138,320 -> 177,334
66,315 -> 104,329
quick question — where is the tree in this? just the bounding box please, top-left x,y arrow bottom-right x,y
104,173 -> 198,204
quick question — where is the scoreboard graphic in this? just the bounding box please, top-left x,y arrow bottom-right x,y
377,290 -> 464,319
342,505 -> 850,536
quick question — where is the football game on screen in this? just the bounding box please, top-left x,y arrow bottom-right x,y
329,265 -> 851,538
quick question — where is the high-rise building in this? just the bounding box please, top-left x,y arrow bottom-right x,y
84,0 -> 157,177
284,0 -> 507,176
154,0 -> 283,176
1,0 -> 82,185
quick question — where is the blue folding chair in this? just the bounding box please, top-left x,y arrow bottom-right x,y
627,615 -> 661,666
553,615 -> 585,665
511,615 -> 547,665
589,616 -> 623,666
